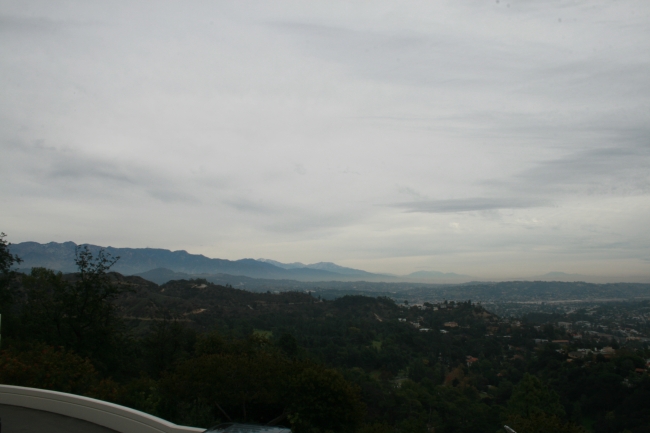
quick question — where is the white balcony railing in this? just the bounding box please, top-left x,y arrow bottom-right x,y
0,384 -> 204,433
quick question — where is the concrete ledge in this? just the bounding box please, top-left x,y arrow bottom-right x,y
0,385 -> 205,433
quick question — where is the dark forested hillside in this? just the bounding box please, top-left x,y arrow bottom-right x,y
1,244 -> 649,433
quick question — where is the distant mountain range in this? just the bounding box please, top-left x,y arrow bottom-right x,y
257,261 -> 470,282
9,242 -> 357,282
11,241 -> 475,283
257,258 -> 386,278
12,241 -> 634,285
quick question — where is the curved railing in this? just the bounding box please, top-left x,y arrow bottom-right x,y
0,384 -> 205,433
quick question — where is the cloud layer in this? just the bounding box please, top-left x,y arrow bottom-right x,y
1,0 -> 649,279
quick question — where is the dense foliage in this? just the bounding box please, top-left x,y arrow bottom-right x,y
0,236 -> 649,433
0,232 -> 22,311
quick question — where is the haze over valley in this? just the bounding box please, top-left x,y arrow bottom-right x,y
11,241 -> 648,285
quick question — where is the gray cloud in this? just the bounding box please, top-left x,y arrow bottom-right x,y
263,213 -> 359,234
393,197 -> 551,213
271,21 -> 481,87
48,159 -> 137,185
0,14 -> 70,33
501,144 -> 650,197
1,1 -> 649,278
398,142 -> 650,214
147,189 -> 199,204
3,139 -> 199,204
223,197 -> 365,234
224,198 -> 278,215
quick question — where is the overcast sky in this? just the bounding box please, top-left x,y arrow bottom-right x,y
1,1 -> 649,280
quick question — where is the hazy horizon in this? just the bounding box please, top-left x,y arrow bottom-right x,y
9,239 -> 650,284
2,1 -> 649,280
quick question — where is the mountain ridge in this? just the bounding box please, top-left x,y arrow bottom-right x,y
257,258 -> 380,277
10,241 -> 407,283
13,241 -> 626,285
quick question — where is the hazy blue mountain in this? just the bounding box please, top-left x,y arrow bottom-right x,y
10,241 -> 291,278
11,241 -> 491,284
10,242 -> 398,282
257,259 -> 307,269
257,259 -> 380,278
304,262 -> 378,277
12,241 -> 81,273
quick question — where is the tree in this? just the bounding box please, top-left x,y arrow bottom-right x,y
142,319 -> 196,378
0,233 -> 22,276
287,366 -> 365,433
162,350 -> 290,425
20,246 -> 128,371
506,373 -> 565,419
277,332 -> 298,358
0,343 -> 99,395
0,232 -> 22,310
504,374 -> 585,433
